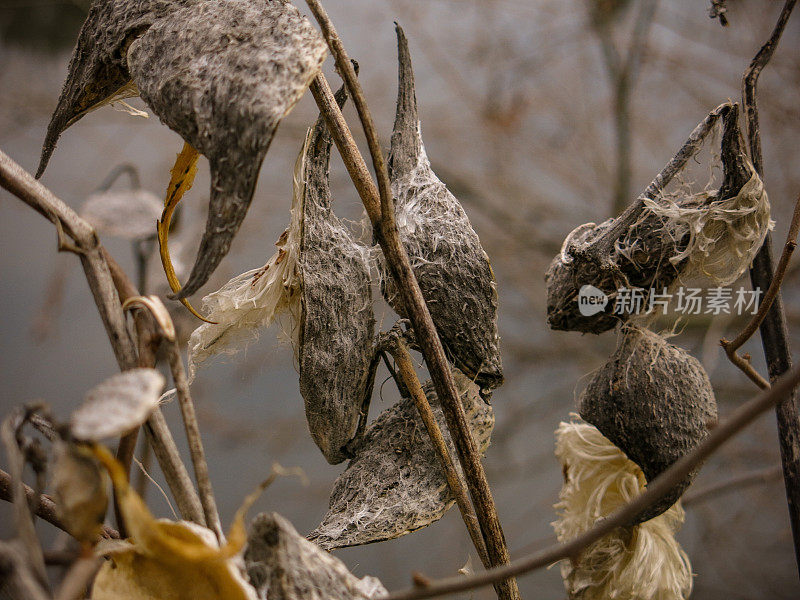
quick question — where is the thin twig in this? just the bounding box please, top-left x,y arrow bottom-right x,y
739,0 -> 800,572
383,363 -> 800,600
0,468 -> 120,540
53,556 -> 103,600
683,464 -> 783,507
305,5 -> 519,597
383,331 -> 491,569
721,193 -> 800,389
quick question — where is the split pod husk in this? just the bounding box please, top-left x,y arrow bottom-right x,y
380,25 -> 503,392
298,81 -> 378,465
578,326 -> 717,523
308,368 -> 493,549
40,0 -> 328,298
546,103 -> 771,334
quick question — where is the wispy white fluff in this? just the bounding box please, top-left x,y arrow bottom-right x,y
553,416 -> 693,600
186,135 -> 308,380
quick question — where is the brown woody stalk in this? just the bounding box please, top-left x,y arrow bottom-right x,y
384,333 -> 491,569
304,3 -> 519,597
739,0 -> 800,571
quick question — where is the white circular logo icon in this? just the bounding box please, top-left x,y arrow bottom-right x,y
577,285 -> 608,316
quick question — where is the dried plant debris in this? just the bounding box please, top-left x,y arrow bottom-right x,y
90,444 -> 265,600
380,25 -> 503,392
546,104 -> 772,334
51,440 -> 109,545
298,85 -> 377,464
553,417 -> 692,600
187,142 -> 306,380
309,368 -> 493,549
81,188 -> 162,240
70,368 -> 165,442
40,0 -> 327,298
579,326 -> 717,522
245,512 -> 387,600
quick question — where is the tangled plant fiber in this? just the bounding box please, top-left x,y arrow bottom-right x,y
553,417 -> 693,600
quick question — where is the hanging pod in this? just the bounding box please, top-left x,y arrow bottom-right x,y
245,513 -> 386,600
297,82 -> 378,465
308,368 -> 493,550
380,25 -> 503,393
39,0 -> 328,298
546,103 -> 771,334
578,326 -> 717,523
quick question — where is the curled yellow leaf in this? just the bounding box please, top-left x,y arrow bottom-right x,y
157,142 -> 216,324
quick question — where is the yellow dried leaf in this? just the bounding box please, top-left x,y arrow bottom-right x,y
157,142 -> 216,323
89,445 -> 267,599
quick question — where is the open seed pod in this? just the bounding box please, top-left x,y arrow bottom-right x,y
298,84 -> 378,465
245,512 -> 387,600
39,0 -> 327,298
553,417 -> 693,600
308,368 -> 493,549
546,103 -> 771,334
379,25 -> 503,392
579,326 -> 717,523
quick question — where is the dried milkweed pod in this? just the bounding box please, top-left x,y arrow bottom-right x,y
298,83 -> 377,464
380,25 -> 503,392
40,0 -> 327,298
70,369 -> 165,442
546,103 -> 772,334
245,512 -> 387,600
308,368 -> 493,549
553,416 -> 693,600
579,326 -> 717,522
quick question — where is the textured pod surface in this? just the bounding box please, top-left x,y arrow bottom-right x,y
37,0 -> 182,177
381,25 -> 503,392
299,86 -> 377,464
245,512 -> 386,600
71,368 -> 165,441
579,326 -> 717,522
308,368 -> 493,549
546,104 -> 769,334
553,418 -> 692,600
128,0 -> 327,297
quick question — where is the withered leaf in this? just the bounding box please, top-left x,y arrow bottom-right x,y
52,440 -> 109,545
71,369 -> 165,441
308,368 -> 493,549
127,0 -> 328,298
299,83 -> 377,465
246,512 -> 386,600
381,26 -> 503,392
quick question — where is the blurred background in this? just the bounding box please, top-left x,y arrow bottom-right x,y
1,0 -> 799,597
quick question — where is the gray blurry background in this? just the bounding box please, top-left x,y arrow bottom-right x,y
1,0 -> 799,598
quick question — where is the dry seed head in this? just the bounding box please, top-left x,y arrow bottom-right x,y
380,25 -> 503,392
546,103 -> 771,333
308,368 -> 493,550
245,512 -> 386,600
579,326 -> 717,522
553,417 -> 693,600
298,83 -> 377,465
